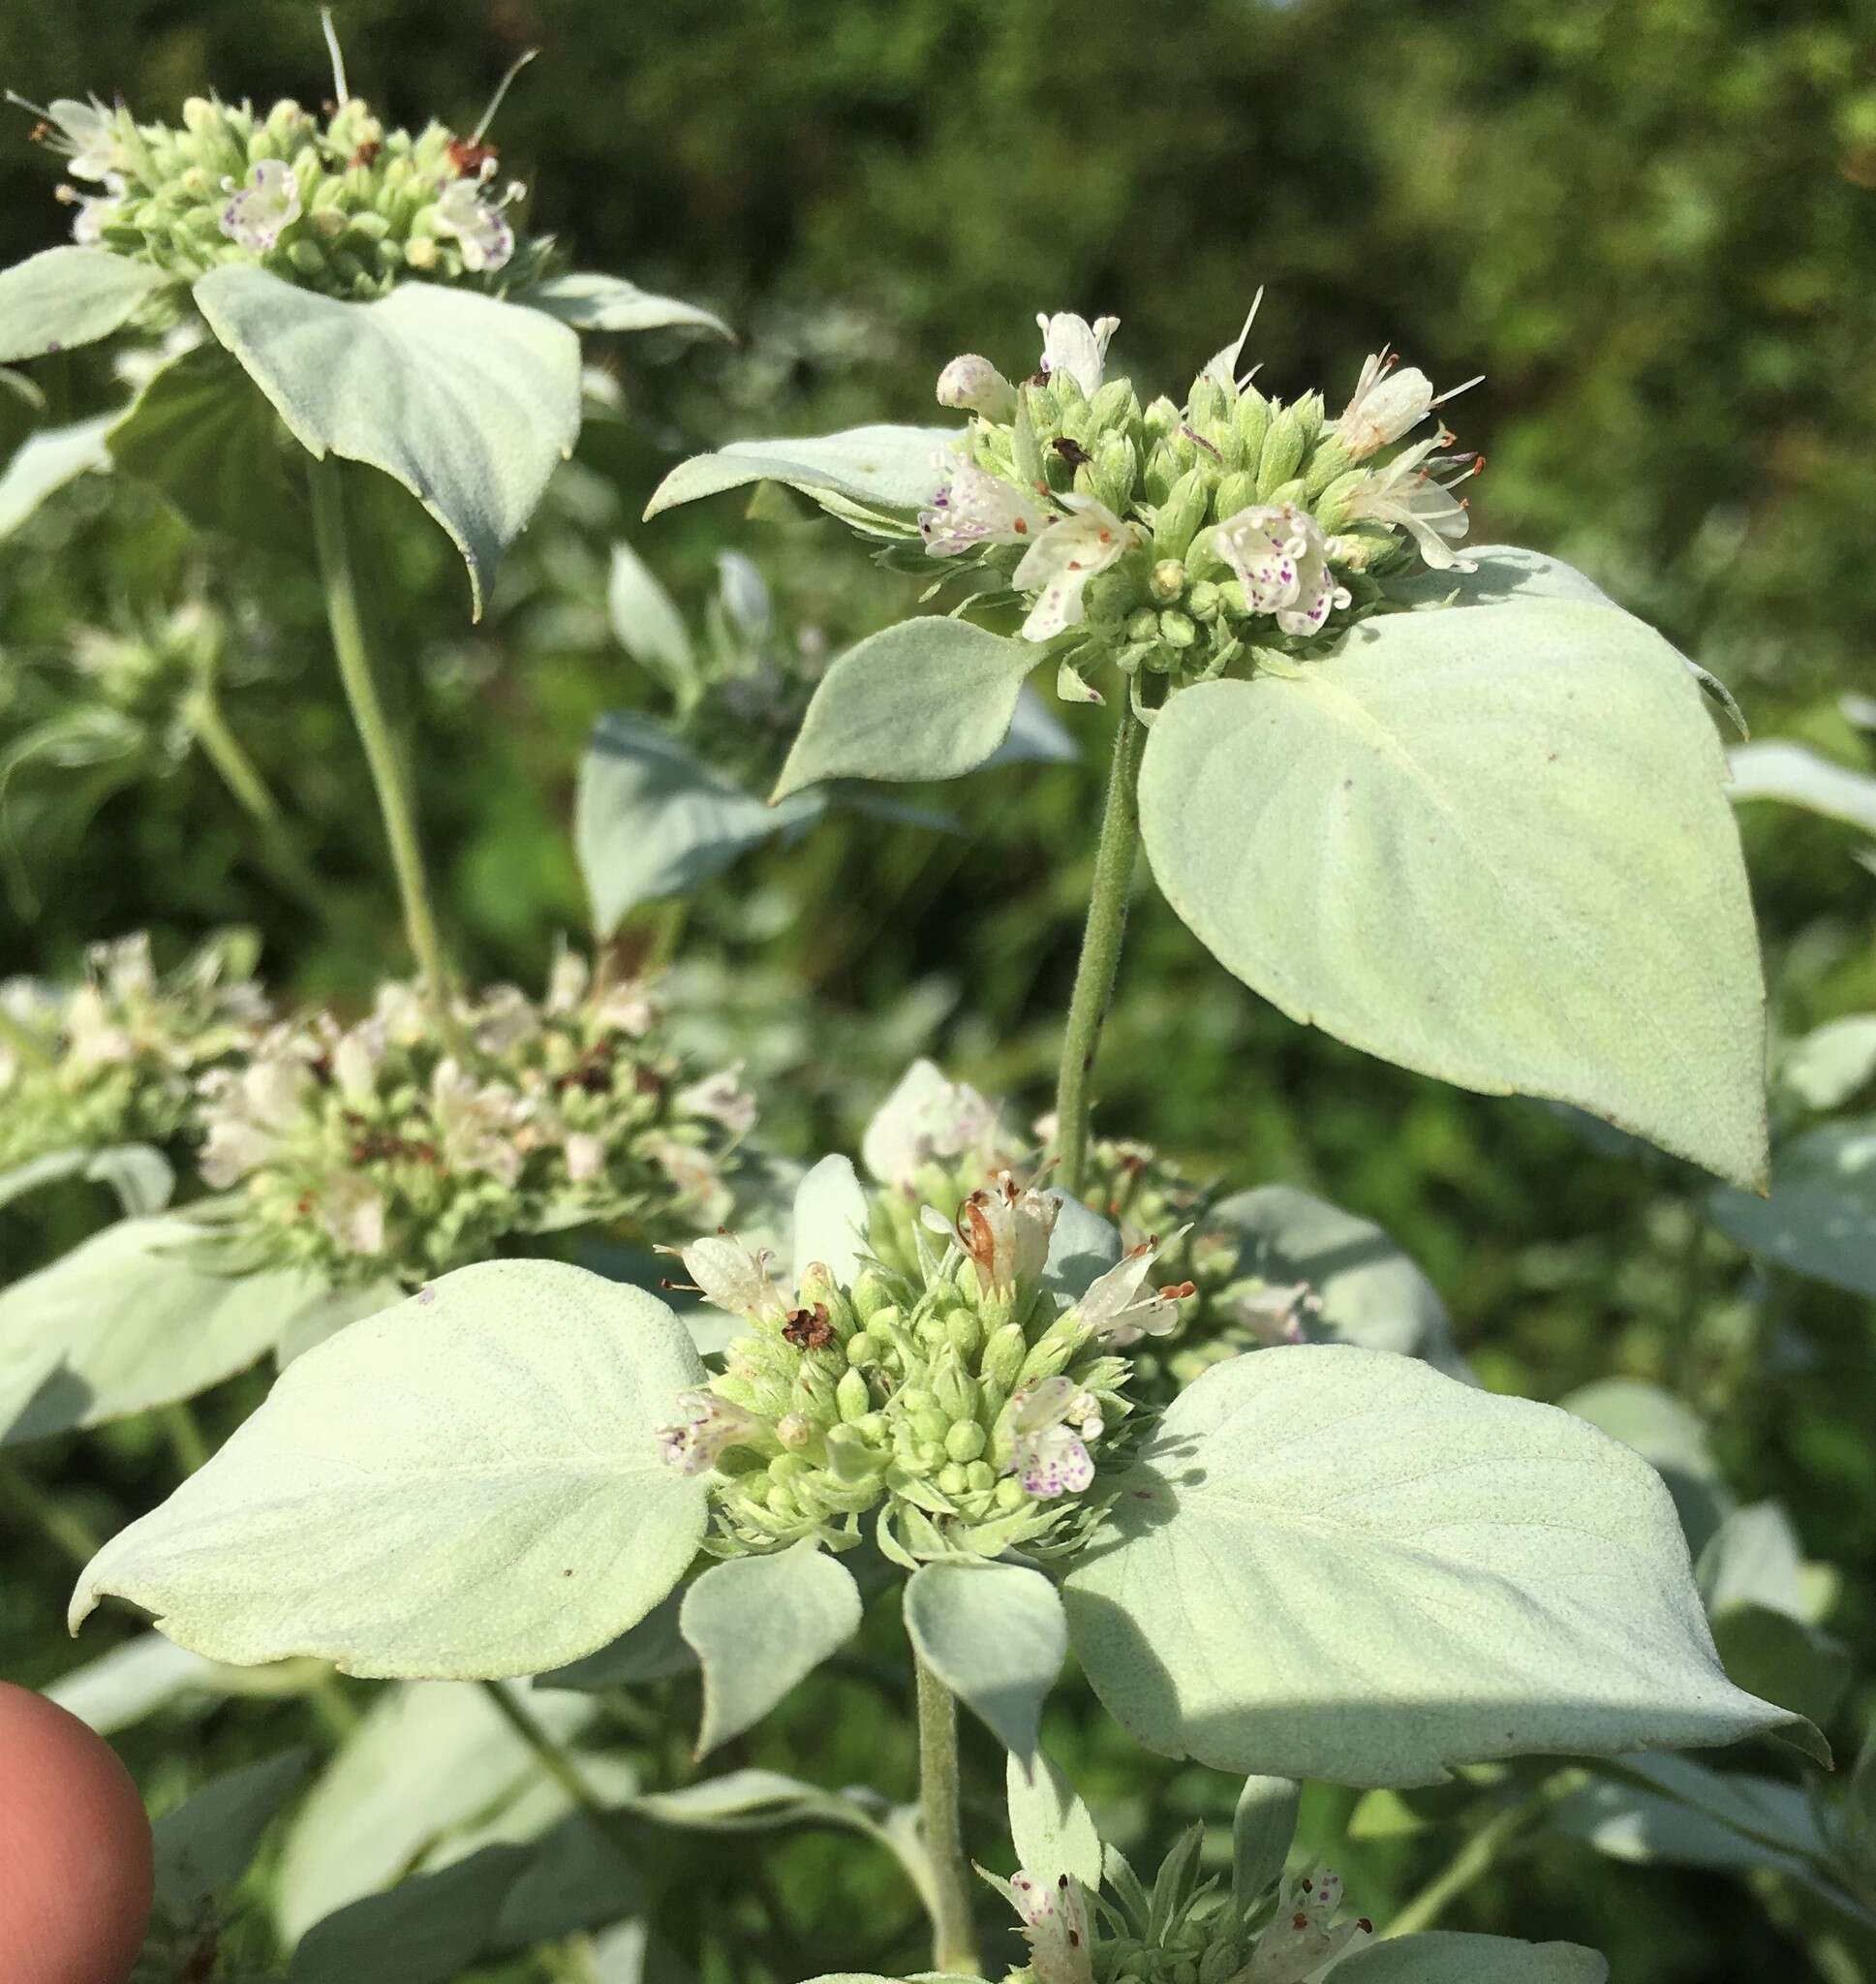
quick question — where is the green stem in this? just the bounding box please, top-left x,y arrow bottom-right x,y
914,1652 -> 981,1976
308,457 -> 456,1025
160,1399 -> 211,1475
1054,711 -> 1147,1196
0,1461 -> 103,1566
189,688 -> 329,917
477,1680 -> 641,1872
1382,1791 -> 1544,1938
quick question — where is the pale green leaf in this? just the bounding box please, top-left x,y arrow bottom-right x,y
1778,1015 -> 1876,1113
1707,1117 -> 1876,1297
1728,739 -> 1876,836
0,246 -> 167,362
0,1143 -> 172,1218
277,1678 -> 596,1941
1139,600 -> 1768,1188
576,713 -> 822,935
1387,543 -> 1616,610
273,1278 -> 405,1367
70,1260 -> 709,1678
193,267 -> 581,615
1697,1502 -> 1808,1622
607,541 -> 696,696
682,1542 -> 862,1755
904,1561 -> 1066,1758
523,269 -> 731,340
1709,1602 -> 1853,1727
45,1631 -> 250,1736
773,618 -> 1042,801
792,1155 -> 872,1290
1005,1751 -> 1103,1888
644,422 -> 957,521
0,364 -> 44,468
1336,1933 -> 1609,1982
0,1214 -> 338,1447
1206,1184 -> 1468,1378
154,1749 -> 312,1917
1562,1377 -> 1730,1558
0,413 -> 112,540
536,1589 -> 695,1691
1230,1777 -> 1301,1910
1063,1346 -> 1811,1787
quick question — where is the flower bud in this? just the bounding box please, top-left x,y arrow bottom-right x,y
1090,377 -> 1136,428
1213,469 -> 1257,520
824,1424 -> 878,1482
981,1321 -> 1028,1395
287,239 -> 326,276
932,1356 -> 979,1425
1313,467 -> 1368,532
1234,388 -> 1271,462
1187,373 -> 1229,430
1125,607 -> 1159,644
1149,558 -> 1186,604
1091,434 -> 1137,514
836,1367 -> 872,1423
1256,408 -> 1307,496
1082,570 -> 1133,626
945,1420 -> 988,1463
1304,434 -> 1353,499
849,1266 -> 898,1322
1186,580 -> 1221,622
938,1462 -> 970,1497
937,354 -> 1017,422
1153,468 -> 1210,559
181,96 -> 220,135
776,1412 -> 815,1451
1158,609 -> 1197,650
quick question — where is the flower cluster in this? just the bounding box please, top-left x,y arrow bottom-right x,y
197,955 -> 753,1288
0,932 -> 266,1175
656,1167 -> 1191,1566
916,307 -> 1481,700
997,1837 -> 1371,1984
20,86 -> 551,299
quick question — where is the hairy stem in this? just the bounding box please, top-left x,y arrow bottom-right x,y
477,1679 -> 641,1873
914,1651 -> 981,1976
189,688 -> 329,916
1382,1790 -> 1546,1938
1054,710 -> 1147,1196
0,1461 -> 103,1567
308,457 -> 456,1027
160,1399 -> 211,1475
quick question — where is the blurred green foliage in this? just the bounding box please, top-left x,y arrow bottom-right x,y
1,1 -> 1873,1979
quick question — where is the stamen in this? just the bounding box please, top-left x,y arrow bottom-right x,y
473,46 -> 539,142
321,8 -> 350,107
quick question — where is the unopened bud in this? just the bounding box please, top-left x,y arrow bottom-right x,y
1091,434 -> 1137,514
1186,580 -> 1221,622
181,96 -> 220,135
1234,388 -> 1271,463
1149,558 -> 1186,605
1213,469 -> 1257,520
937,354 -> 1017,422
1158,609 -> 1197,650
981,1321 -> 1028,1394
776,1412 -> 815,1451
836,1367 -> 872,1423
945,1420 -> 988,1463
1256,408 -> 1307,496
1154,467 -> 1210,559
1126,607 -> 1160,644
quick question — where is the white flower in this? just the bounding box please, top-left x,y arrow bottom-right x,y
93,933 -> 155,1002
331,1024 -> 384,1106
61,986 -> 134,1070
199,1052 -> 312,1189
1215,501 -> 1352,637
563,1132 -> 606,1183
677,1065 -> 756,1138
1336,349 -> 1481,462
936,353 -> 1017,421
474,985 -> 540,1053
46,96 -> 121,182
647,1136 -> 729,1220
1075,1225 -> 1195,1346
594,979 -> 657,1037
432,177 -> 517,273
1006,1375 -> 1101,1499
1005,1869 -> 1094,1984
1341,439 -> 1477,571
219,159 -> 302,252
952,1171 -> 1059,1291
431,1060 -> 525,1187
656,1388 -> 762,1475
545,950 -> 590,1015
319,1173 -> 387,1258
63,173 -> 125,246
1035,311 -> 1120,398
1244,1868 -> 1370,1983
656,1233 -> 784,1320
1013,495 -> 1136,642
862,1059 -> 1010,1191
373,980 -> 431,1046
919,453 -> 1054,559
1229,1278 -> 1323,1348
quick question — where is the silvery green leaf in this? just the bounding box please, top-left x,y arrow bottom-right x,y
627,1769 -> 887,1838
0,1142 -> 171,1218
70,1261 -> 709,1678
576,712 -> 823,935
607,541 -> 697,699
1707,1117 -> 1876,1298
1708,1602 -> 1854,1728
108,344 -> 305,554
0,246 -> 168,362
1777,1014 -> 1876,1113
522,269 -> 731,341
1386,543 -> 1617,610
289,1844 -> 535,1984
154,1749 -> 312,1918
792,1155 -> 871,1290
1727,739 -> 1876,837
904,1561 -> 1066,1759
193,267 -> 581,616
277,1679 -> 596,1941
682,1542 -> 863,1755
1230,1777 -> 1301,1910
0,413 -> 112,540
1042,1194 -> 1123,1302
495,1812 -> 642,1947
1697,1502 -> 1809,1621
273,1278 -> 405,1368
1063,1346 -> 1815,1788
45,1631 -> 246,1736
537,1589 -> 695,1691
983,684 -> 1078,767
1206,1184 -> 1468,1379
1561,1377 -> 1730,1558
0,1214 -> 339,1447
1335,1934 -> 1609,1983
0,364 -> 44,468
644,423 -> 957,521
775,618 -> 1043,802
1005,1750 -> 1103,1888
1139,600 -> 1769,1189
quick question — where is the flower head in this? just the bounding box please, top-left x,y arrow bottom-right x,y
219,158 -> 301,252
44,96 -> 122,181
657,1233 -> 785,1321
1340,439 -> 1478,571
1242,1868 -> 1369,1984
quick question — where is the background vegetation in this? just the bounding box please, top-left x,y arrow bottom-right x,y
1,2 -> 1872,1978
